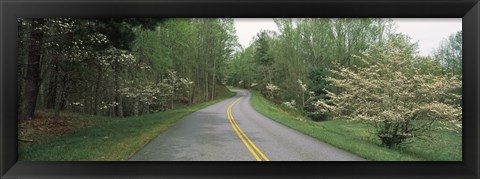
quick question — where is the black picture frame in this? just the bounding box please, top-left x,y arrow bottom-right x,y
1,0 -> 479,178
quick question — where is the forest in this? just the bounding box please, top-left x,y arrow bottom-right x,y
18,18 -> 462,160
18,18 -> 237,119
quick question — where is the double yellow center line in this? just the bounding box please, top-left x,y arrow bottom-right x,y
227,97 -> 270,161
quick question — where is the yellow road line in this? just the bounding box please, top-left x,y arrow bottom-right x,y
227,97 -> 270,161
227,99 -> 261,161
228,104 -> 270,161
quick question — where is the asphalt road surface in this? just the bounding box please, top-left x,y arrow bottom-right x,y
129,89 -> 366,161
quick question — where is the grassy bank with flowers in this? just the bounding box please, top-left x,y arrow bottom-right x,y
250,91 -> 462,161
19,92 -> 234,161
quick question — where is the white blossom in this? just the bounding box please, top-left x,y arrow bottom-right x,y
265,83 -> 280,99
71,102 -> 84,107
297,79 -> 307,91
266,83 -> 280,92
320,46 -> 462,146
282,100 -> 296,109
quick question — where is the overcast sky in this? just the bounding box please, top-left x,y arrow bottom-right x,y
233,18 -> 462,56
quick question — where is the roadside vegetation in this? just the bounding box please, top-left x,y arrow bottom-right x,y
19,92 -> 234,161
228,18 -> 461,159
250,91 -> 461,161
18,18 -> 237,160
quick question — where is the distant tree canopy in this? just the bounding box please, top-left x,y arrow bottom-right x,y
433,31 -> 462,76
227,18 -> 396,110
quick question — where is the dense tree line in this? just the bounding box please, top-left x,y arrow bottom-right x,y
226,18 -> 462,147
18,18 -> 237,120
227,18 -> 395,112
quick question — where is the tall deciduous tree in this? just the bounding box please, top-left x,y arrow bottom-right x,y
253,30 -> 274,93
22,18 -> 45,120
433,31 -> 462,76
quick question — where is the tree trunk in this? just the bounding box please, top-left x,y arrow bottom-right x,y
188,86 -> 192,105
171,92 -> 174,109
268,68 -> 272,84
22,18 -> 45,120
302,91 -> 305,107
134,97 -> 139,116
117,93 -> 123,117
38,78 -> 44,108
211,57 -> 216,101
205,52 -> 209,102
114,59 -> 123,117
54,75 -> 66,120
82,94 -> 87,113
94,66 -> 102,115
191,86 -> 195,104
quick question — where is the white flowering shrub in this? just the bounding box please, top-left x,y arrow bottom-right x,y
120,80 -> 173,112
71,102 -> 84,107
282,100 -> 296,109
320,51 -> 462,148
178,77 -> 194,103
265,83 -> 280,99
96,47 -> 137,67
120,70 -> 195,114
164,70 -> 195,104
43,19 -> 112,63
69,101 -> 84,111
179,77 -> 194,86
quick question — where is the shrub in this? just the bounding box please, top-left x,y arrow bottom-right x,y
316,48 -> 462,148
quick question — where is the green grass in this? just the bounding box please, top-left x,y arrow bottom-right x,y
19,92 -> 235,161
250,91 -> 461,161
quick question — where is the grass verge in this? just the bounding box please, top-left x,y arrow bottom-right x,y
250,91 -> 461,161
19,92 -> 235,161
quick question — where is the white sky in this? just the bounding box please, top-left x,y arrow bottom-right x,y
233,18 -> 462,56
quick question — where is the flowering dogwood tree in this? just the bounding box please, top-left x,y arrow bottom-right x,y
265,83 -> 280,99
316,50 -> 462,148
120,81 -> 173,114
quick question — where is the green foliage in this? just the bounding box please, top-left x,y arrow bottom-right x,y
228,20 -> 462,150
433,31 -> 462,76
19,18 -> 238,118
229,18 -> 395,108
304,68 -> 333,121
252,31 -> 275,94
226,46 -> 256,88
319,43 -> 462,148
132,28 -> 171,73
306,68 -> 331,94
250,91 -> 461,161
254,31 -> 274,66
92,18 -> 163,51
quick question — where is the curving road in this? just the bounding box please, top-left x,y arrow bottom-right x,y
129,89 -> 365,161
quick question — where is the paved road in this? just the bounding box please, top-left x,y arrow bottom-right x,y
129,89 -> 366,161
